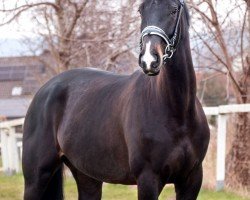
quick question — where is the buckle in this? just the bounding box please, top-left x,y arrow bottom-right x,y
163,45 -> 174,60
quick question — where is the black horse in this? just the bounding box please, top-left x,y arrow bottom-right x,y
22,0 -> 210,199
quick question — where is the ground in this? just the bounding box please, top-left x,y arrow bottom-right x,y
0,173 -> 249,200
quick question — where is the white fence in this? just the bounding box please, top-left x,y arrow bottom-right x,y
203,104 -> 250,190
0,104 -> 250,190
0,118 -> 24,174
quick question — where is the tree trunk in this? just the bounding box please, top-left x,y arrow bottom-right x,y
226,113 -> 250,192
247,1 -> 250,39
225,1 -> 250,193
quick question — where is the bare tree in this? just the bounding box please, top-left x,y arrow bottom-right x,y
0,0 -> 89,74
70,0 -> 140,73
188,0 -> 250,192
0,0 -> 140,79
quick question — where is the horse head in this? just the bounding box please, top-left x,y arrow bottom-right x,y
138,0 -> 188,76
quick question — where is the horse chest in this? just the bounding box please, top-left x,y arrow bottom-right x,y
128,125 -> 198,180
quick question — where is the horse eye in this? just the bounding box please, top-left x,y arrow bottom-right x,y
138,3 -> 145,15
138,5 -> 143,15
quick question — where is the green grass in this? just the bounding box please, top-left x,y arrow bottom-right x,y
0,173 -> 249,200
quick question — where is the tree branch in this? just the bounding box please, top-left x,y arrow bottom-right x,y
0,2 -> 59,26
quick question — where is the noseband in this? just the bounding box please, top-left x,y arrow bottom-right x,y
140,0 -> 184,60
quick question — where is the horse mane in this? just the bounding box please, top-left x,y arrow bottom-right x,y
183,3 -> 190,27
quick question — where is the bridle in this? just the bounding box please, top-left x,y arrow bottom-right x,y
140,0 -> 185,61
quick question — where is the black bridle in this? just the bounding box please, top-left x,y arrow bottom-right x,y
140,0 -> 185,60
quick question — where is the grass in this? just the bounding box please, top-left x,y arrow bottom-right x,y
0,173 -> 249,200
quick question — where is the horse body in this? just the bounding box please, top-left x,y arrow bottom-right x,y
23,1 -> 210,199
54,68 -> 206,184
23,65 -> 209,200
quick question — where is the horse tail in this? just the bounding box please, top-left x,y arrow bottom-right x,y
42,164 -> 64,200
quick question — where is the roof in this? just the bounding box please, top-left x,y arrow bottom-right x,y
0,56 -> 45,98
0,56 -> 41,67
0,98 -> 31,118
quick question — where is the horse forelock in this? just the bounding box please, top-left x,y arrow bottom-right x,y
139,0 -> 190,28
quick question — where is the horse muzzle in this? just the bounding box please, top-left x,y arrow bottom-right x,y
141,64 -> 160,76
139,36 -> 163,76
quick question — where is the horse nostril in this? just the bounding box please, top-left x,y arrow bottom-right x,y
151,61 -> 159,69
140,61 -> 146,69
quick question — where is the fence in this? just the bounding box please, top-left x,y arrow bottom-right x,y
203,104 -> 250,190
0,118 -> 24,174
0,104 -> 250,190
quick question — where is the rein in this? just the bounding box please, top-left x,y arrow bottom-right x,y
140,0 -> 185,60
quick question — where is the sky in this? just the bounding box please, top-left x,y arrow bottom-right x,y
0,0 -> 246,57
0,0 -> 125,40
0,0 -> 38,39
0,0 -> 49,56
0,12 -> 35,56
0,0 -> 127,56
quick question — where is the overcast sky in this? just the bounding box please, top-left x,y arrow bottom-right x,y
0,0 -> 246,56
0,0 -> 38,39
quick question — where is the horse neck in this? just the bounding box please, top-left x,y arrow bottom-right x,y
154,38 -> 196,122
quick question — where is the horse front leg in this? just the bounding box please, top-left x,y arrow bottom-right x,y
75,173 -> 103,200
175,165 -> 203,200
64,159 -> 103,200
137,169 -> 162,200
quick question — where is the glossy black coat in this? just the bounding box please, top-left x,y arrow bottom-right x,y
22,1 -> 210,200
